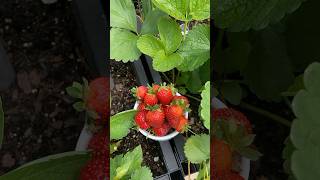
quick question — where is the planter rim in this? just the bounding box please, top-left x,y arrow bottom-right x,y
213,97 -> 250,180
134,92 -> 188,141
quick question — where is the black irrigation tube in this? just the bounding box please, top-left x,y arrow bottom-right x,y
73,0 -> 198,179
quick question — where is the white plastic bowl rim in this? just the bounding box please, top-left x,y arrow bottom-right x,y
134,92 -> 188,142
213,97 -> 250,180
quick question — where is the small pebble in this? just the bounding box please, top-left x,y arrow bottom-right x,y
154,157 -> 159,162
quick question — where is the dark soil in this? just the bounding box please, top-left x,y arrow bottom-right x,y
0,0 -> 92,175
110,60 -> 167,177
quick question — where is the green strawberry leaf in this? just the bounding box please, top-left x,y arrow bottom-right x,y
158,17 -> 182,54
110,28 -> 141,62
243,28 -> 294,100
151,0 -> 190,21
220,82 -> 242,105
177,24 -> 210,72
72,101 -> 85,112
141,9 -> 168,35
200,81 -> 210,130
130,166 -> 153,180
0,97 -> 4,148
189,0 -> 210,20
152,50 -> 183,72
0,151 -> 89,180
137,35 -> 164,57
110,0 -> 137,32
113,146 -> 144,180
110,109 -> 137,140
66,82 -> 83,99
290,62 -> 320,180
213,0 -> 305,31
142,0 -> 152,20
282,74 -> 304,96
184,134 -> 210,164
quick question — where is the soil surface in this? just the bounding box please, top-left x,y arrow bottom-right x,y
0,0 -> 92,175
110,60 -> 167,177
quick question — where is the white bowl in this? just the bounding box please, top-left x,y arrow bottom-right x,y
212,97 -> 250,180
134,93 -> 188,141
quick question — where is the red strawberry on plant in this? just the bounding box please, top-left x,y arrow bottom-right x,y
131,85 -> 148,100
85,77 -> 109,121
175,116 -> 188,132
144,93 -> 158,106
156,85 -> 174,105
213,108 -> 252,134
146,106 -> 165,128
88,129 -> 108,158
213,171 -> 245,180
166,105 -> 183,128
80,156 -> 107,180
211,138 -> 232,176
135,111 -> 149,130
153,123 -> 171,136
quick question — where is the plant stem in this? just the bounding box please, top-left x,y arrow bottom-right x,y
187,128 -> 198,136
184,21 -> 188,39
172,69 -> 175,84
240,102 -> 292,127
188,160 -> 191,180
161,72 -> 172,84
185,94 -> 201,102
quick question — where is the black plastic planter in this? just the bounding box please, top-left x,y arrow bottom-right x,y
0,40 -> 15,91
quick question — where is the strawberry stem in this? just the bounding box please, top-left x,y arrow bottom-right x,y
188,160 -> 191,180
240,101 -> 291,127
184,94 -> 201,102
161,72 -> 172,84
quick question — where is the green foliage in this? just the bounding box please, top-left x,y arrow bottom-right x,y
110,0 -> 137,32
66,82 -> 83,99
110,28 -> 141,62
213,0 -> 305,31
111,146 -> 153,180
152,0 -> 210,21
184,134 -> 210,164
110,109 -> 136,140
137,17 -> 183,72
200,82 -> 210,130
0,152 -> 90,180
177,25 -> 210,72
141,9 -> 167,35
0,97 -> 3,148
289,62 -> 320,180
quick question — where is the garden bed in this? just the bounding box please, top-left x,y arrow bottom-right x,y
0,0 -> 91,174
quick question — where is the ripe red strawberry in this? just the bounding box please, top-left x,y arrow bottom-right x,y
85,77 -> 109,122
161,105 -> 169,115
156,86 -> 174,105
146,108 -> 165,128
80,156 -> 107,180
166,105 -> 183,128
211,138 -> 232,176
135,111 -> 149,130
131,85 -> 148,100
88,129 -> 107,158
213,108 -> 252,134
137,102 -> 146,111
172,95 -> 189,108
144,93 -> 158,106
152,84 -> 160,92
153,123 -> 171,136
175,116 -> 188,132
213,171 -> 244,180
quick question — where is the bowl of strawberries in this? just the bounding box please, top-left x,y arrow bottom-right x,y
131,83 -> 189,141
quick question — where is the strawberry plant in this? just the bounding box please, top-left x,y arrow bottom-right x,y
214,0 -> 320,179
